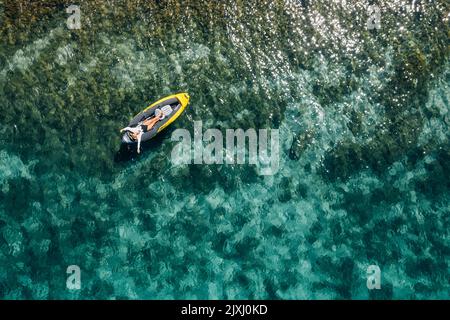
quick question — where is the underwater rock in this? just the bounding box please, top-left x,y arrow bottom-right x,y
289,129 -> 314,161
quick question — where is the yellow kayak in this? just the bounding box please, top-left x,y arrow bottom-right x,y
121,93 -> 190,144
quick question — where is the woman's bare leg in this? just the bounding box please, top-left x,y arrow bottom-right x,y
143,115 -> 162,130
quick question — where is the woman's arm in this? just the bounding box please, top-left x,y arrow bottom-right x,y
121,126 -> 141,134
136,131 -> 143,153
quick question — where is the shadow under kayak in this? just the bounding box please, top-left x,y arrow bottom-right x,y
121,93 -> 190,144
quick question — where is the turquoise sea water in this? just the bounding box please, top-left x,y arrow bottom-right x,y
0,1 -> 449,299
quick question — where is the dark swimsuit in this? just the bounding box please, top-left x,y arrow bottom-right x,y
140,124 -> 149,132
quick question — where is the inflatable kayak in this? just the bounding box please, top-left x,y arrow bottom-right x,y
121,93 -> 190,145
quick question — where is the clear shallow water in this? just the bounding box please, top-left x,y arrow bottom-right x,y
0,1 -> 449,299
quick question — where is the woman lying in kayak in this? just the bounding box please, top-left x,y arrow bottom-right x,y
120,109 -> 165,153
